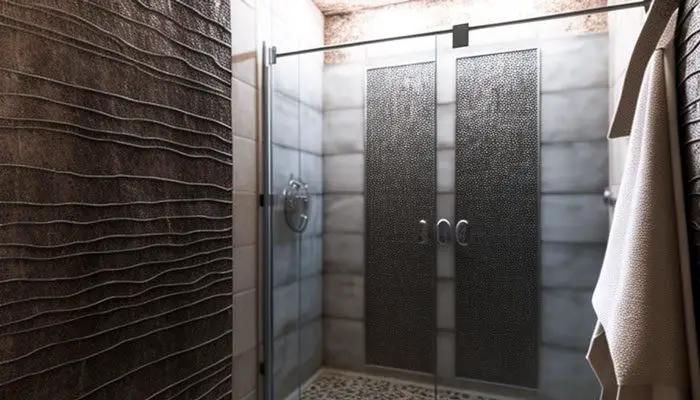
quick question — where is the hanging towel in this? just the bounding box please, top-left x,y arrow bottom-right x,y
588,1 -> 700,399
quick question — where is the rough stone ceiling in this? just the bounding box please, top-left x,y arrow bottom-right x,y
313,0 -> 411,15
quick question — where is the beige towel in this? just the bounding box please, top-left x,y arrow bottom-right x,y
588,1 -> 700,399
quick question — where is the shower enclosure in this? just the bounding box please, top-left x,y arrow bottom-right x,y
263,24 -> 611,400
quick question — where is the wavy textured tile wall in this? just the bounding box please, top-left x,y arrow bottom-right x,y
0,1 -> 233,398
677,0 -> 700,351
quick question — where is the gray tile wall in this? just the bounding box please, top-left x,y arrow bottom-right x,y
267,0 -> 325,398
537,33 -> 609,400
321,32 -> 608,399
322,61 -> 366,371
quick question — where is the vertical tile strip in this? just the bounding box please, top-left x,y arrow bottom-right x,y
365,62 -> 437,373
454,49 -> 539,388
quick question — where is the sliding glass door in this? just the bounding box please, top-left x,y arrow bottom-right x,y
265,30 -> 607,400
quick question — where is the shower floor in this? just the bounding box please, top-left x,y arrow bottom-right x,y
300,370 -> 509,400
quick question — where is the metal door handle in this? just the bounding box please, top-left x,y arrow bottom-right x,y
418,219 -> 428,244
455,219 -> 469,246
436,218 -> 451,245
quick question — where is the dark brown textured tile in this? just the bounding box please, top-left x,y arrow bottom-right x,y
0,1 -> 233,398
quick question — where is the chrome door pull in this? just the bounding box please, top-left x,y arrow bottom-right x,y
418,219 -> 428,245
436,218 -> 451,245
455,219 -> 469,246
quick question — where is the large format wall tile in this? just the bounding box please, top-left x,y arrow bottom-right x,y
305,194 -> 324,237
541,289 -> 597,350
324,194 -> 365,233
541,88 -> 609,142
234,78 -> 258,140
231,0 -> 257,87
272,17 -> 300,101
300,276 -> 323,324
301,152 -> 324,194
323,319 -> 365,369
541,243 -> 605,289
437,280 -> 455,330
324,261 -> 365,276
273,282 -> 300,339
300,104 -> 324,155
233,346 -> 258,399
323,274 -> 364,320
299,51 -> 325,112
323,109 -> 365,154
541,194 -> 609,243
272,92 -> 301,149
437,50 -> 456,105
235,192 -> 258,247
301,236 -> 323,278
437,331 -> 456,379
541,141 -> 608,193
324,154 -> 364,193
234,245 -> 257,294
323,63 -> 366,110
273,330 -> 300,399
437,149 -> 455,193
437,103 -> 456,149
273,241 -> 299,288
323,233 -> 364,268
272,144 -> 300,194
437,194 -> 456,279
541,33 -> 609,92
234,136 -> 257,192
299,319 -> 323,384
539,346 -> 600,400
235,289 -> 258,356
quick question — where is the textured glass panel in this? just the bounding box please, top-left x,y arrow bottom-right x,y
454,49 -> 540,388
365,62 -> 437,374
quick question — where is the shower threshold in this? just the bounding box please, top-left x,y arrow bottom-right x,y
296,368 -> 520,400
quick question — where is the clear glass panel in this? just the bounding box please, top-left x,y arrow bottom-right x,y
435,28 -> 608,400
270,32 -> 302,400
269,35 -> 439,399
296,50 -> 324,397
268,24 -> 609,400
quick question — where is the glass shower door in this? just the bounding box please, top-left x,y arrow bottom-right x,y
265,35 -> 442,399
434,33 -> 542,398
434,28 -> 609,400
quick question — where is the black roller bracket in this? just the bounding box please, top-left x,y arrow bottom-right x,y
452,23 -> 470,49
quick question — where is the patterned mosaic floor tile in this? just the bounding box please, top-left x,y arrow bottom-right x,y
301,371 -> 503,400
